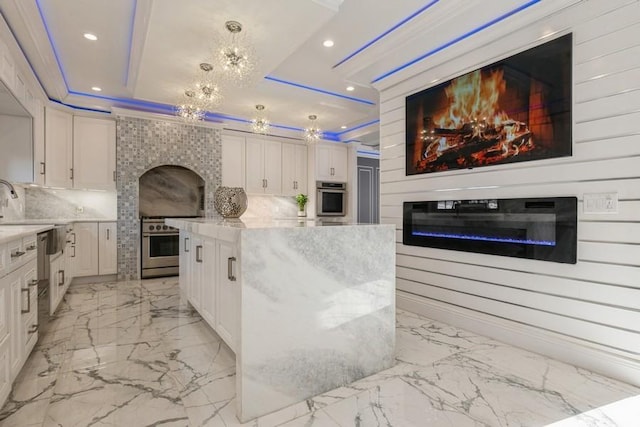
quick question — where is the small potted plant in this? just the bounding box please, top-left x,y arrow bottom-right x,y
295,193 -> 308,217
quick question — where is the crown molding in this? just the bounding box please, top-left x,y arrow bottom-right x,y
111,106 -> 224,129
2,0 -> 68,101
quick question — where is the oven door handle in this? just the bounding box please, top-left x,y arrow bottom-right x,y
142,233 -> 178,237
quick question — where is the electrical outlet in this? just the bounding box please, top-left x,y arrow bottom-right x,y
583,192 -> 618,214
76,205 -> 84,213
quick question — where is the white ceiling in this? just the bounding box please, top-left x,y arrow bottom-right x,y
0,0 -> 568,145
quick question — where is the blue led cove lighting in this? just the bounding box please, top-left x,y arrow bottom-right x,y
336,119 -> 379,135
333,0 -> 440,69
371,0 -> 542,83
413,231 -> 556,247
264,76 -> 375,105
35,0 -> 69,88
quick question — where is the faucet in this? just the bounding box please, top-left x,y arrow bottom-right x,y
0,179 -> 18,199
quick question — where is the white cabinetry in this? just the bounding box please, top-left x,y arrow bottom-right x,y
177,231 -> 239,352
98,222 -> 117,275
68,222 -> 117,278
221,135 -> 245,188
189,235 -> 203,311
200,239 -> 216,326
215,239 -> 238,348
316,144 -> 348,182
73,117 -> 116,190
70,222 -> 99,277
179,231 -> 191,298
33,99 -> 45,185
245,138 -> 282,194
281,143 -> 307,196
44,107 -> 73,188
0,233 -> 39,408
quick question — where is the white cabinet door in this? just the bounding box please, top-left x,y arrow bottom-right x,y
73,117 -> 116,190
216,240 -> 238,350
7,270 -> 22,379
282,143 -> 308,196
222,135 -> 245,188
245,138 -> 265,194
0,40 -> 15,89
179,231 -> 191,298
263,140 -> 282,195
200,238 -> 216,326
0,335 -> 10,407
316,144 -> 348,182
98,222 -> 117,275
190,236 -> 203,311
330,145 -> 348,182
72,222 -> 99,277
33,99 -> 45,186
44,107 -> 73,188
315,145 -> 333,181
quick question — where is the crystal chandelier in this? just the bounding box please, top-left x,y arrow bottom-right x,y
213,21 -> 257,86
303,115 -> 322,143
250,104 -> 270,134
191,63 -> 223,110
175,89 -> 205,123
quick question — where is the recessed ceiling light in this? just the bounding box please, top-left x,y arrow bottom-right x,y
323,39 -> 334,48
83,33 -> 98,41
91,86 -> 102,92
346,86 -> 355,92
340,125 -> 347,129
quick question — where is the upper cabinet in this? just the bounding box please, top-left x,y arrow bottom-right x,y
73,117 -> 116,190
245,138 -> 282,195
44,107 -> 73,188
221,135 -> 245,188
43,108 -> 116,190
316,144 -> 348,182
281,143 -> 307,196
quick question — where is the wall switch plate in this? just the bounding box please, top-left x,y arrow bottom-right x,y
583,192 -> 618,214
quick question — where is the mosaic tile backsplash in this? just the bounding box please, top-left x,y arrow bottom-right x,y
116,116 -> 221,280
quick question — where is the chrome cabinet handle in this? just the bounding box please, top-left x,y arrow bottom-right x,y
11,251 -> 26,258
28,324 -> 39,334
196,245 -> 203,263
70,168 -> 74,180
265,179 -> 268,188
21,288 -> 30,314
228,257 -> 236,281
70,233 -> 76,244
58,269 -> 65,286
184,237 -> 190,253
28,279 -> 38,287
40,162 -> 46,175
26,244 -> 36,251
113,170 -> 116,182
70,246 -> 76,258
106,228 -> 110,240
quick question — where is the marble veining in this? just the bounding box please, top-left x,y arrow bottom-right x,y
0,278 -> 638,426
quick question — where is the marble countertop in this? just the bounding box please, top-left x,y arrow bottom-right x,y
0,218 -> 116,225
167,217 -> 394,244
0,224 -> 55,244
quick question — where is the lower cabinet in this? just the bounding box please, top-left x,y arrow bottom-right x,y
69,221 -> 117,278
0,336 -> 10,406
178,232 -> 239,351
215,240 -> 238,347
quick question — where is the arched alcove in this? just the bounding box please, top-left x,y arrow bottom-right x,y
138,165 -> 204,218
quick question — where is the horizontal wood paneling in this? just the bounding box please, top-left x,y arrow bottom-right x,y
379,0 -> 640,374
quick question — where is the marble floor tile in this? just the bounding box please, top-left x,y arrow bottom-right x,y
1,277 -> 638,427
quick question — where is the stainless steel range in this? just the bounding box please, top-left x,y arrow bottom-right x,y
141,217 -> 180,278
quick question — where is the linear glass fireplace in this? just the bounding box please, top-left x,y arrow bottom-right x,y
403,197 -> 577,263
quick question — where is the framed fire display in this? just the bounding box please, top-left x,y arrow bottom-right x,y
406,33 -> 572,175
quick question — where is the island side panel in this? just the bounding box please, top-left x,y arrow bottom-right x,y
237,224 -> 396,421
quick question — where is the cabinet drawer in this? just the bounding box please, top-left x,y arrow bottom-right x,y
22,311 -> 38,357
0,335 -> 10,406
22,235 -> 37,261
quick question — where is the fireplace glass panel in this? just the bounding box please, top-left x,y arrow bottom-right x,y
403,197 -> 577,263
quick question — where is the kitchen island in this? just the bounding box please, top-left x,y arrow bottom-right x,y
166,218 -> 396,422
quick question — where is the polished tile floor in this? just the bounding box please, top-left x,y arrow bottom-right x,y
0,278 -> 638,426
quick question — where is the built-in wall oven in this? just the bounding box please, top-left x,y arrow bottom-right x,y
316,181 -> 347,216
141,217 -> 180,278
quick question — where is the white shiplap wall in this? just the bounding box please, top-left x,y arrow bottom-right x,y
378,0 -> 640,386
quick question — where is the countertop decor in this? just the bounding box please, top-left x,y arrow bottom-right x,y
214,186 -> 248,218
